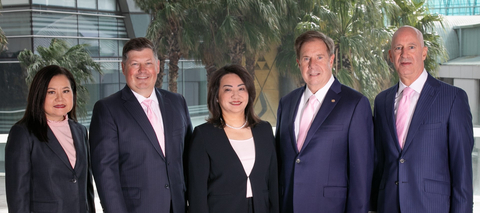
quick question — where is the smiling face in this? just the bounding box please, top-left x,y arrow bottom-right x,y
122,48 -> 160,97
44,74 -> 74,121
297,38 -> 335,93
389,26 -> 428,86
218,73 -> 248,116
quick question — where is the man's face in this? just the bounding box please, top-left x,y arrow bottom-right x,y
296,38 -> 334,93
389,27 -> 428,84
122,48 -> 160,98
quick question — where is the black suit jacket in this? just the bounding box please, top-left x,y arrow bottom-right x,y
5,120 -> 95,213
89,86 -> 193,213
187,121 -> 279,213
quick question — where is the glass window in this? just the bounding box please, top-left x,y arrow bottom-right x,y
78,15 -> 99,38
0,38 -> 32,59
78,0 -> 97,10
33,38 -> 78,54
99,17 -> 119,38
33,12 -> 78,37
0,12 -> 32,36
79,39 -> 99,57
2,0 -> 29,6
0,63 -> 27,135
98,0 -> 117,11
32,0 -> 75,8
100,40 -> 119,57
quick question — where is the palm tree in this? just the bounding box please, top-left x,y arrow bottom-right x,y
135,0 -> 192,93
387,0 -> 448,79
187,0 -> 284,78
17,39 -> 102,117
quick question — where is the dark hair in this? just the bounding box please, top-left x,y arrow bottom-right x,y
294,31 -> 335,59
17,65 -> 78,142
122,37 -> 157,63
207,64 -> 260,128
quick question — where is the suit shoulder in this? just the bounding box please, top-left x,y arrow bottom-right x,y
340,84 -> 367,100
280,87 -> 303,102
95,89 -> 123,105
255,120 -> 272,130
158,88 -> 184,100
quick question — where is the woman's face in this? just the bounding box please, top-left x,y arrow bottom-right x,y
44,74 -> 74,121
218,73 -> 249,116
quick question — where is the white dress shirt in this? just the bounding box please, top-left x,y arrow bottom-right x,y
132,89 -> 165,155
394,69 -> 428,146
295,75 -> 335,141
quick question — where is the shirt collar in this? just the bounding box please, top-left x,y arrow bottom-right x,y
303,74 -> 335,104
131,88 -> 158,105
398,69 -> 428,95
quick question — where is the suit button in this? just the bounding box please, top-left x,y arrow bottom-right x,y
395,181 -> 399,185
71,179 -> 77,183
165,184 -> 169,189
400,159 -> 405,163
296,159 -> 301,164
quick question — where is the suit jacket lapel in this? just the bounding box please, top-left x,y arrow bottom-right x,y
46,127 -> 73,171
402,75 -> 440,152
122,86 -> 165,159
69,120 -> 85,173
385,85 -> 402,153
300,79 -> 341,152
156,88 -> 170,157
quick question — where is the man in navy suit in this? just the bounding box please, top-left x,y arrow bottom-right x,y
371,26 -> 473,213
275,30 -> 374,213
89,37 -> 192,213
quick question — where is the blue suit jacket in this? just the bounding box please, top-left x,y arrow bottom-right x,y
276,78 -> 374,213
371,74 -> 473,213
89,85 -> 193,213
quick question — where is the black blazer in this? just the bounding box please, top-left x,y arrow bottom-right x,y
187,121 -> 279,213
89,86 -> 193,213
5,120 -> 95,213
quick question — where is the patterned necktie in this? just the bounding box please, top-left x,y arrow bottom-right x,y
142,99 -> 165,156
396,87 -> 414,149
297,95 -> 318,151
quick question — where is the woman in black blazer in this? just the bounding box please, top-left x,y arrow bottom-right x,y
5,65 -> 95,213
188,64 -> 279,213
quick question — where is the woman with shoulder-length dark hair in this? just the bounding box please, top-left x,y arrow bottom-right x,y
188,64 -> 279,213
5,65 -> 95,213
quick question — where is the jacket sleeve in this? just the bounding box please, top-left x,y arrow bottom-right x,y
89,101 -> 129,213
346,96 -> 374,213
187,127 -> 210,213
5,124 -> 32,213
84,127 -> 96,213
448,89 -> 474,213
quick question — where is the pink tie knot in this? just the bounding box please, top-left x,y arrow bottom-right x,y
308,94 -> 318,106
403,87 -> 414,98
143,99 -> 153,107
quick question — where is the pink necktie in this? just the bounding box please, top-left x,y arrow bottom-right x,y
396,87 -> 414,149
297,95 -> 318,151
142,99 -> 165,156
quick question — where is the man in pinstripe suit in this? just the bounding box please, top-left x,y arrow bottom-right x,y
370,26 -> 474,213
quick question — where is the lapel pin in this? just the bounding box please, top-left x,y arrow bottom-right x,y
331,99 -> 335,103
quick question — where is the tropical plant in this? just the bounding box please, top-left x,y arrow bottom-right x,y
135,0 -> 193,93
188,0 -> 285,78
17,39 -> 102,117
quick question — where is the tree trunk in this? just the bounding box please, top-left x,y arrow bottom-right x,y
245,53 -> 256,78
155,54 -> 166,89
228,37 -> 245,65
167,19 -> 181,93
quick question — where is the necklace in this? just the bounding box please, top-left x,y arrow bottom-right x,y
225,120 -> 247,130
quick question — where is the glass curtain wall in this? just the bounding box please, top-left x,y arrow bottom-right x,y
426,0 -> 480,15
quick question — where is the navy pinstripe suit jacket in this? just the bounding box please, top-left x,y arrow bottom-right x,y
371,74 -> 474,213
